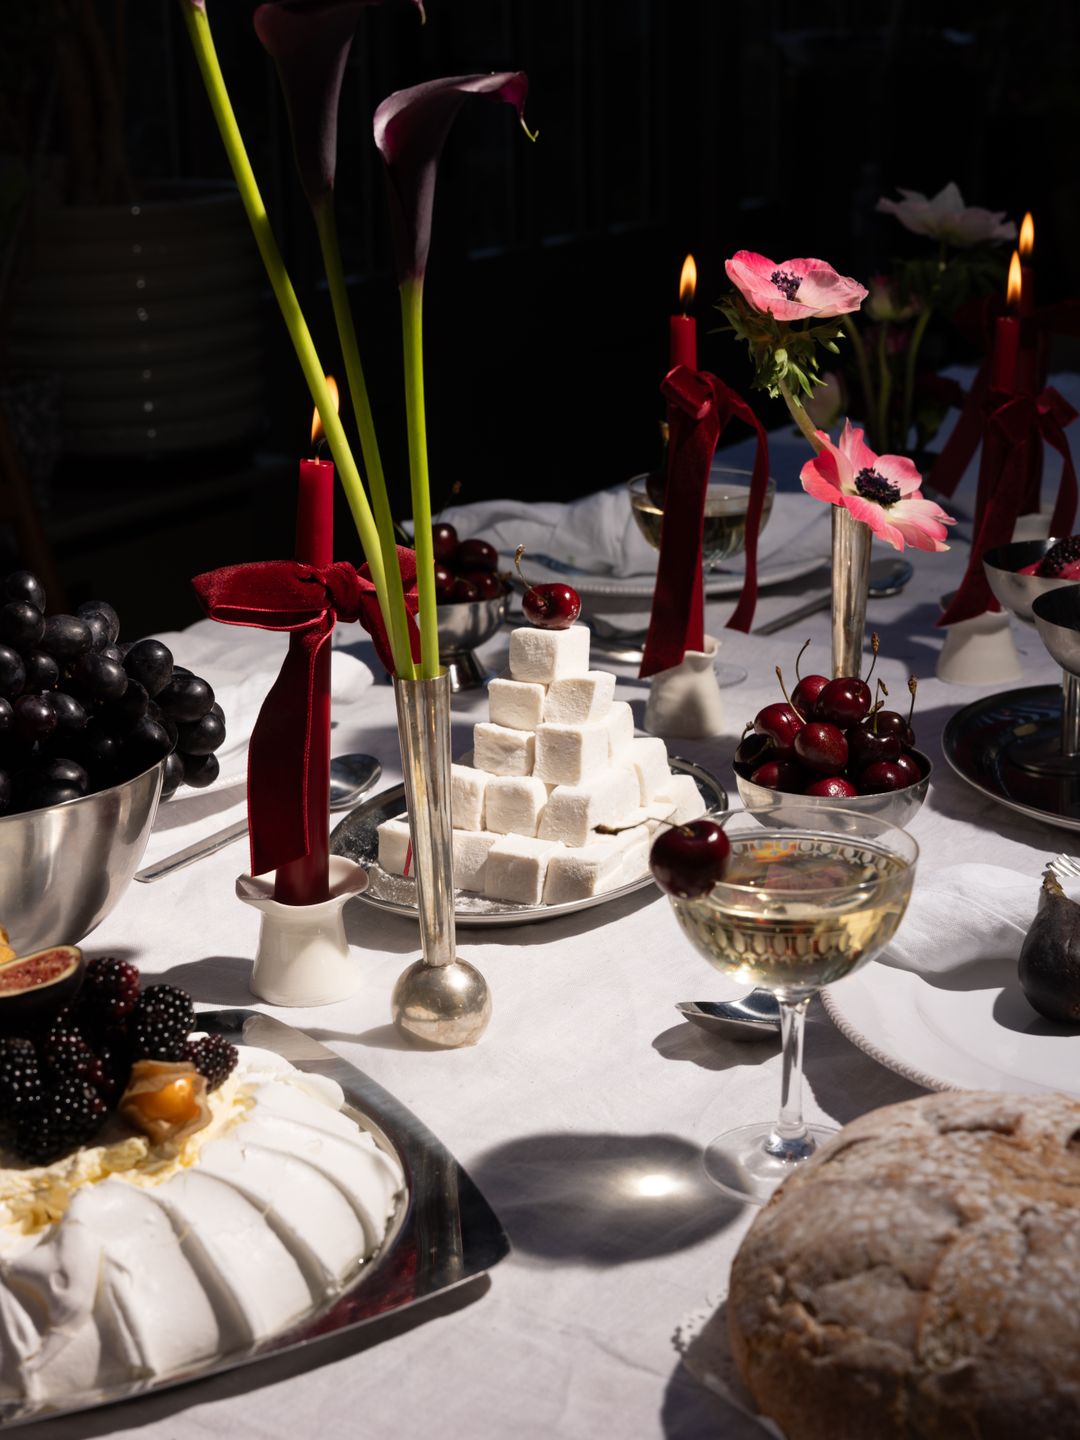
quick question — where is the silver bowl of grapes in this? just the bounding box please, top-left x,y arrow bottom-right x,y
0,759 -> 165,956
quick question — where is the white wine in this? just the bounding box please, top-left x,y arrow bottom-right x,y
673,835 -> 913,995
629,480 -> 774,570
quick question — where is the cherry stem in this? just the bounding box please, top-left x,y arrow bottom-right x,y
795,637 -> 811,684
864,631 -> 880,685
513,544 -> 529,588
907,674 -> 918,727
869,697 -> 885,732
742,720 -> 755,736
775,665 -> 805,724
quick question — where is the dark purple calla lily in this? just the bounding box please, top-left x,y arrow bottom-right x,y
254,0 -> 422,209
373,72 -> 531,283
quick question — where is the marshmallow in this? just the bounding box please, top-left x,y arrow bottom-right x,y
484,835 -> 560,905
533,721 -> 610,786
653,772 -> 706,824
603,701 -> 635,759
452,829 -> 499,892
474,722 -> 535,777
451,762 -> 487,831
508,624 -> 590,684
622,800 -> 682,834
627,736 -> 672,802
543,842 -> 625,904
485,776 -> 550,837
605,822 -> 651,880
488,676 -> 547,731
544,670 -> 616,725
376,816 -> 413,876
537,768 -> 639,848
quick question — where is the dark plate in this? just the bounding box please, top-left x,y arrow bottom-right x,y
941,683 -> 1080,831
3,1010 -> 508,1430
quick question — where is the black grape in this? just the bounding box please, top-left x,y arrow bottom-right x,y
24,651 -> 59,691
177,712 -> 226,756
38,756 -> 89,794
181,752 -> 219,789
123,638 -> 173,697
161,751 -> 185,798
51,692 -> 88,733
12,693 -> 56,744
42,614 -> 92,661
0,601 -> 45,651
76,600 -> 120,645
157,673 -> 214,722
3,571 -> 45,611
0,646 -> 25,700
69,653 -> 128,703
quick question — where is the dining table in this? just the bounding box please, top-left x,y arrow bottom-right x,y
57,378 -> 1079,1440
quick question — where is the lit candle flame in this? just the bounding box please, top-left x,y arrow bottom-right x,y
678,254 -> 697,311
1006,251 -> 1022,310
1019,212 -> 1034,259
310,375 -> 340,448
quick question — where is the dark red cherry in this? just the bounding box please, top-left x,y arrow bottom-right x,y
432,523 -> 459,565
860,760 -> 906,794
846,723 -> 900,772
456,538 -> 499,574
891,753 -> 923,786
793,721 -> 848,774
791,674 -> 829,714
434,563 -> 455,601
804,775 -> 858,799
449,576 -> 480,604
649,819 -> 730,899
734,731 -> 773,773
749,760 -> 805,793
753,702 -> 803,758
873,710 -> 915,746
523,583 -> 581,629
815,677 -> 871,727
463,570 -> 504,600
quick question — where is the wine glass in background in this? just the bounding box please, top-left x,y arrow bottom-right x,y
628,467 -> 775,686
668,804 -> 917,1205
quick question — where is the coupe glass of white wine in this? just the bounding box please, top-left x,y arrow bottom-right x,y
628,467 -> 775,686
668,804 -> 917,1205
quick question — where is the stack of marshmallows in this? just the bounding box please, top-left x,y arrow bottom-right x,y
377,623 -> 705,905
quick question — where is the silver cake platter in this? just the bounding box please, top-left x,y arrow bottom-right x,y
942,683 -> 1080,832
331,757 -> 728,928
2,1009 -> 508,1430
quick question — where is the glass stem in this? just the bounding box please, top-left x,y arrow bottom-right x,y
766,995 -> 815,1162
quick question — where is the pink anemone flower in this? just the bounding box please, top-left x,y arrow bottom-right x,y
800,420 -> 955,552
725,251 -> 868,321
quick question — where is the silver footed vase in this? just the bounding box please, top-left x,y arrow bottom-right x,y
831,508 -> 872,678
391,671 -> 491,1047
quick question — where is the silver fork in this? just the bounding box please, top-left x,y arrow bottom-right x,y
1048,853 -> 1080,882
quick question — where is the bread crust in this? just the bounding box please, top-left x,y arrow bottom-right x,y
727,1092 -> 1080,1440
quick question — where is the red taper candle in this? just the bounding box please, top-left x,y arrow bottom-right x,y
273,395 -> 337,905
669,254 -> 698,371
991,252 -> 1022,394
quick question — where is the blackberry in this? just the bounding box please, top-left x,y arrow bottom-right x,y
131,1013 -> 189,1063
185,1034 -> 238,1092
1038,536 -> 1080,577
0,1038 -> 44,1130
82,956 -> 141,1023
43,1028 -> 96,1081
135,984 -> 195,1035
14,1078 -> 107,1164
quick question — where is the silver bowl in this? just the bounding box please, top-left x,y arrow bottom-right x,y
436,594 -> 508,691
0,760 -> 165,955
734,750 -> 932,831
983,539 -> 1077,623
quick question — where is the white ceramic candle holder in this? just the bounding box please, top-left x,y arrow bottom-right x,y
237,855 -> 368,1006
643,634 -> 724,739
936,602 -> 1023,687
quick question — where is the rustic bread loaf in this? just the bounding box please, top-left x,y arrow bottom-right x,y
728,1091 -> 1080,1440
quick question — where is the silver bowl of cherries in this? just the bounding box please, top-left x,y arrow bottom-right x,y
732,639 -> 931,830
432,524 -> 510,690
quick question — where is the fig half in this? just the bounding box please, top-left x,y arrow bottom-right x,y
0,945 -> 84,1031
1018,870 -> 1080,1024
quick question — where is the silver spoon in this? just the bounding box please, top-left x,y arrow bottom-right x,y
754,556 -> 914,635
134,752 -> 382,883
676,992 -> 782,1041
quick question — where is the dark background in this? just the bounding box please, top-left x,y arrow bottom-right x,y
1,0 -> 1075,632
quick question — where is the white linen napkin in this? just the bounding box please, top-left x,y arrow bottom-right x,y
880,863 -> 1049,975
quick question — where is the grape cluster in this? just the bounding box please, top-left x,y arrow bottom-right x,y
0,569 -> 227,816
0,957 -> 238,1164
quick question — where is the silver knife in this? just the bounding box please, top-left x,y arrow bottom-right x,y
134,817 -> 249,882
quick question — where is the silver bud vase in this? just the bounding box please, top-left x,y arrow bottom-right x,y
390,671 -> 491,1047
831,508 -> 872,678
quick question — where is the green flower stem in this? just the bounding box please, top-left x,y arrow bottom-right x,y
900,305 -> 932,452
400,277 -> 439,679
779,380 -> 824,454
875,324 -> 892,453
178,3 -> 395,645
842,317 -> 875,444
314,197 -> 415,679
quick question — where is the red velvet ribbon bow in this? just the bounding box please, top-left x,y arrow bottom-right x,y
938,388 -> 1078,628
639,366 -> 770,679
192,550 -> 420,876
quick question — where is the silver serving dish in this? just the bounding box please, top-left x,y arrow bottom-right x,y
3,1008 -> 508,1430
983,538 -> 1077,623
734,751 -> 932,831
436,594 -> 508,691
0,759 -> 165,956
331,757 -> 728,928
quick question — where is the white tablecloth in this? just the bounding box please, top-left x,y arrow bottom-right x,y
62,390 -> 1078,1440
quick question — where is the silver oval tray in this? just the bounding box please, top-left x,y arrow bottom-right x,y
2,1010 -> 508,1431
330,756 -> 728,928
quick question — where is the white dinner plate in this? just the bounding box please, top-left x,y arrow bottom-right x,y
822,956 -> 1080,1097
